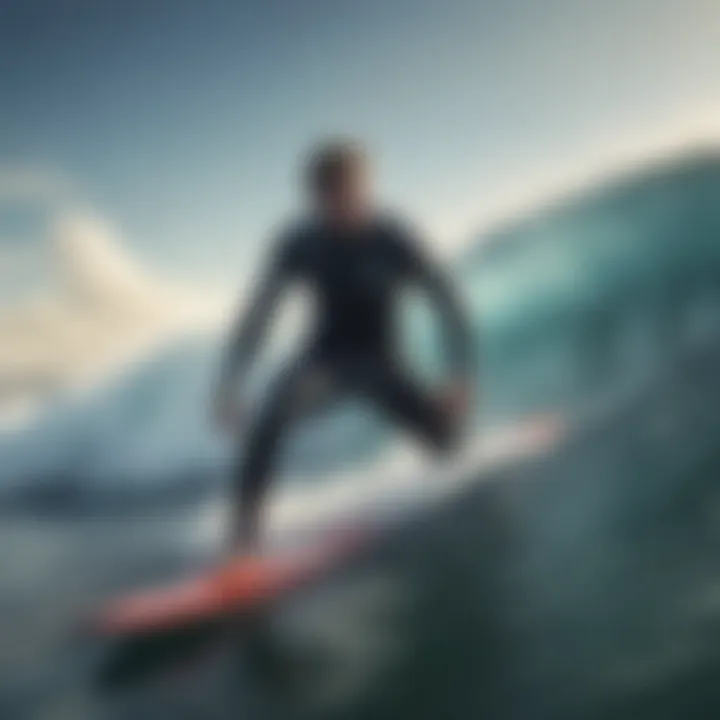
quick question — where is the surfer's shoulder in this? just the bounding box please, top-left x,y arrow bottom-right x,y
269,216 -> 318,269
373,210 -> 426,263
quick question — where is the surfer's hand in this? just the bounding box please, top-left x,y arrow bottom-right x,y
438,379 -> 472,421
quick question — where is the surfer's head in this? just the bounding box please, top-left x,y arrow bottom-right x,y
305,138 -> 372,227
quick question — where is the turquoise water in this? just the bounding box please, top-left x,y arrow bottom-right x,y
3,152 -> 720,718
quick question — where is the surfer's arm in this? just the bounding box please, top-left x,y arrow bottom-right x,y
402,229 -> 477,383
216,239 -> 295,397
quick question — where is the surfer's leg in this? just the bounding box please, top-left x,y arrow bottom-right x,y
233,356 -> 338,551
368,362 -> 461,454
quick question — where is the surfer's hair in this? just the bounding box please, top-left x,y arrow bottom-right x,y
305,138 -> 368,195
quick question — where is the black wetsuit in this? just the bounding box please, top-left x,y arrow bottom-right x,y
219,214 -> 476,512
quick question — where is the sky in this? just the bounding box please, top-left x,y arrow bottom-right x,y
2,0 -> 720,283
1,0 -> 720,415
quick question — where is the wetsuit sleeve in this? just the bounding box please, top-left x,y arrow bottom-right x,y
399,224 -> 477,381
216,235 -> 297,394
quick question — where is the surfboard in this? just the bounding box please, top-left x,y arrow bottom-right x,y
91,523 -> 375,638
91,414 -> 566,641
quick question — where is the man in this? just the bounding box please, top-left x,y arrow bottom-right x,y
214,139 -> 476,553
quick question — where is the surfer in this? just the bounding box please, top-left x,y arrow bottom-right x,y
213,139 -> 477,553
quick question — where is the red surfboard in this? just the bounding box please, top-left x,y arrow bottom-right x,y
91,524 -> 374,638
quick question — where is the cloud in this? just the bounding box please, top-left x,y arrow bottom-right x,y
0,244 -> 39,279
0,208 -> 232,425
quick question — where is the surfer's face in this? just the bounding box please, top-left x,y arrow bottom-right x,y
316,160 -> 372,228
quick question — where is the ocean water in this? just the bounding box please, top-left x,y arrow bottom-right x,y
3,332 -> 720,720
2,152 -> 720,718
